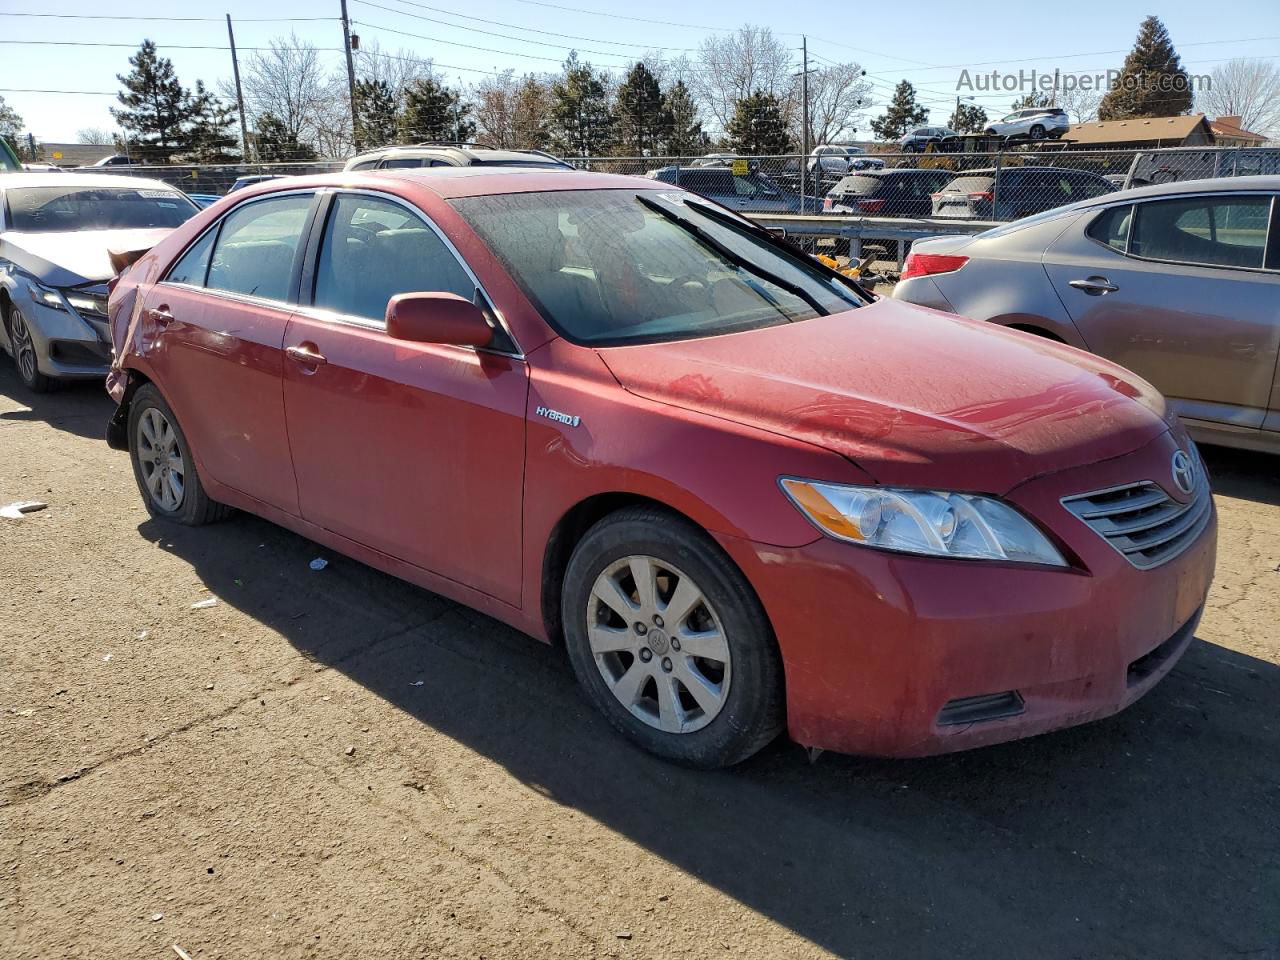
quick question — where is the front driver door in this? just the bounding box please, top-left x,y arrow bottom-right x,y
281,191 -> 528,605
1043,193 -> 1280,429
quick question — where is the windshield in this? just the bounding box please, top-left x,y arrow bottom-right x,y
4,185 -> 197,233
454,189 -> 864,346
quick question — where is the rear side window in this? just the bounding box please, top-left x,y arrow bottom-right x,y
680,170 -> 732,193
206,194 -> 312,302
349,159 -> 379,171
381,157 -> 425,168
166,229 -> 217,286
1130,195 -> 1270,269
1086,205 -> 1132,252
312,194 -> 475,324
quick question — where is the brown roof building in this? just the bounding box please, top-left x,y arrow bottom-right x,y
1065,115 -> 1214,149
1206,115 -> 1268,146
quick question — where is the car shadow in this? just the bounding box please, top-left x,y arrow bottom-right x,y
0,364 -> 114,441
144,511 -> 1280,959
1201,442 -> 1280,507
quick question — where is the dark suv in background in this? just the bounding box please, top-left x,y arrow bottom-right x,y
344,142 -> 572,171
825,169 -> 956,217
648,165 -> 803,213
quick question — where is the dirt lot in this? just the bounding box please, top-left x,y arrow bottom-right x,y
1,364 -> 1277,960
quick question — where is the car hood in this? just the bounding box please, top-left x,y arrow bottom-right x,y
0,228 -> 174,286
598,299 -> 1170,494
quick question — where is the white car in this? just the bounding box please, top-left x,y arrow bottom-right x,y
808,145 -> 885,176
984,107 -> 1070,140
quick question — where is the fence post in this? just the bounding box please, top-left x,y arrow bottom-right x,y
992,151 -> 1002,219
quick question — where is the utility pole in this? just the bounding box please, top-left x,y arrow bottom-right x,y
340,0 -> 360,150
226,15 -> 252,162
800,36 -> 811,214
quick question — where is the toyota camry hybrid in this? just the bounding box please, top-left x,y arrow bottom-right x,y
105,169 -> 1216,768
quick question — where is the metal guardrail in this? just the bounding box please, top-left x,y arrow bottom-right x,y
744,213 -> 999,268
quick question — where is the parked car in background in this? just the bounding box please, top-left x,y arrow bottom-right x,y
106,167 -> 1215,768
344,143 -> 572,171
895,176 -> 1280,453
91,155 -> 135,167
809,145 -> 884,176
984,107 -> 1071,140
689,153 -> 738,167
187,193 -> 222,209
931,166 -> 1115,220
229,174 -> 284,193
824,168 -> 956,217
649,165 -> 803,213
900,126 -> 960,152
0,173 -> 199,391
22,164 -> 64,174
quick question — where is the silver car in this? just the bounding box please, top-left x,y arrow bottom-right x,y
983,107 -> 1071,140
0,173 -> 199,391
894,176 -> 1280,454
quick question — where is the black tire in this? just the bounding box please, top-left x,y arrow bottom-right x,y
1029,124 -> 1045,140
127,383 -> 230,525
6,304 -> 53,393
562,506 -> 785,768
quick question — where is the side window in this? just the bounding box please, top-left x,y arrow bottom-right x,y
166,228 -> 216,286
381,157 -> 425,168
1131,196 -> 1270,269
206,194 -> 313,302
350,159 -> 380,170
313,194 -> 475,325
1086,205 -> 1132,252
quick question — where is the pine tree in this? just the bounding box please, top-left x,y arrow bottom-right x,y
399,77 -> 476,143
253,113 -> 317,161
1099,16 -> 1193,119
725,90 -> 792,154
549,54 -> 614,157
512,75 -> 552,150
111,40 -> 191,162
949,102 -> 989,134
663,81 -> 707,156
185,81 -> 241,162
614,62 -> 670,156
354,79 -> 399,149
870,81 -> 929,141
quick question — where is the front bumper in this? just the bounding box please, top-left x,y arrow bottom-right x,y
717,430 -> 1217,757
12,292 -> 111,380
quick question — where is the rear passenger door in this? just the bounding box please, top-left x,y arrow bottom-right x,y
280,190 -> 528,605
141,191 -> 317,513
1043,193 -> 1280,430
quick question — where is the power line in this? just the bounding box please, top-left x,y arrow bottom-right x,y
352,17 -> 632,64
0,39 -> 346,53
0,11 -> 339,21
365,0 -> 697,52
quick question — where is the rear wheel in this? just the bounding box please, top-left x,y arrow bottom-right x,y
6,304 -> 52,393
127,384 -> 230,525
1029,124 -> 1046,140
562,507 -> 784,768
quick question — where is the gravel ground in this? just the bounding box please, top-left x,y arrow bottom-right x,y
1,364 -> 1277,960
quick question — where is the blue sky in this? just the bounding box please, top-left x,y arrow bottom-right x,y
3,0 -> 1278,143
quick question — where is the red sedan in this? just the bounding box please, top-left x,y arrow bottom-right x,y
106,170 -> 1216,767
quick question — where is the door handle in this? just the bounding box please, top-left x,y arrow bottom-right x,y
147,306 -> 174,325
1068,277 -> 1119,295
285,344 -> 327,366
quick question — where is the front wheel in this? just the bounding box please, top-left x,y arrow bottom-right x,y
562,507 -> 784,768
127,383 -> 230,525
6,304 -> 52,393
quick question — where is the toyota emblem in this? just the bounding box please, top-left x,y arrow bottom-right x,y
1171,449 -> 1196,496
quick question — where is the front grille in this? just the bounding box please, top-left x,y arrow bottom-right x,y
1061,473 -> 1211,570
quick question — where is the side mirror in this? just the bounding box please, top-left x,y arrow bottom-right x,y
386,292 -> 493,348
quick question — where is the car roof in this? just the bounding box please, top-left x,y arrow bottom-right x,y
231,166 -> 660,202
0,171 -> 182,191
348,144 -> 567,165
950,166 -> 1105,177
1085,174 -> 1280,204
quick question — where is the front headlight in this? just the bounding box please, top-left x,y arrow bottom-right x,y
28,280 -> 66,312
780,478 -> 1068,566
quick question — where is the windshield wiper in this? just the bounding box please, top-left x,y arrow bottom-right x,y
636,194 -> 827,316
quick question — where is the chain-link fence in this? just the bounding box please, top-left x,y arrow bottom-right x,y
86,145 -> 1279,229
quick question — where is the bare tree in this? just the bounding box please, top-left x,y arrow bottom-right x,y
1056,85 -> 1102,124
801,62 -> 873,145
1197,58 -> 1280,139
474,69 -> 521,147
355,39 -> 433,101
76,127 -> 116,145
693,26 -> 796,133
228,34 -> 331,149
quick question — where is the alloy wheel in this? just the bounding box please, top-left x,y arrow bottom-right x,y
587,555 -> 731,734
136,407 -> 186,512
9,309 -> 38,384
